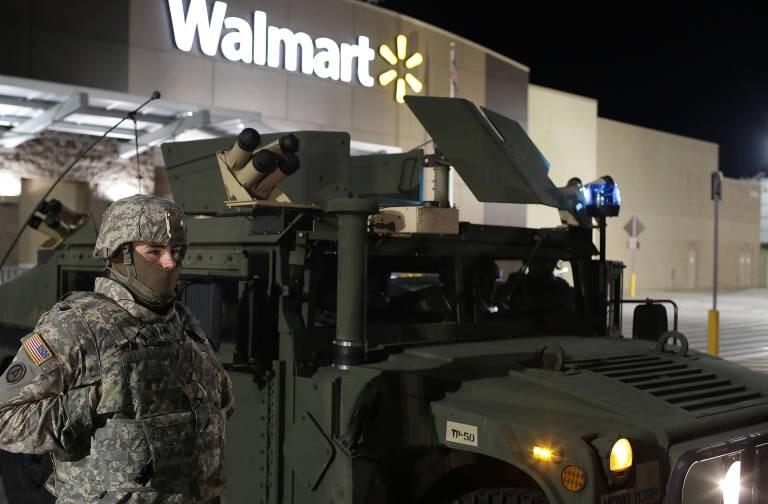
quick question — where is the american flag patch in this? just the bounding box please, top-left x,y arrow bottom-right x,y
22,333 -> 52,366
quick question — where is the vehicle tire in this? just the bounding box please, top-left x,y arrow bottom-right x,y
444,487 -> 549,504
0,451 -> 54,504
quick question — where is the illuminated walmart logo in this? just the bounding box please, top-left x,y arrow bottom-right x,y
378,35 -> 424,103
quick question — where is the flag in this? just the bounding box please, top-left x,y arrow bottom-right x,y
23,332 -> 52,366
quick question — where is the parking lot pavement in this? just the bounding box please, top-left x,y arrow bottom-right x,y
622,289 -> 768,370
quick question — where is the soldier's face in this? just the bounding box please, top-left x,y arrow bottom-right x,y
133,242 -> 184,270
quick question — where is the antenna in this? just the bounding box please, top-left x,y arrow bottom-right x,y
130,111 -> 143,195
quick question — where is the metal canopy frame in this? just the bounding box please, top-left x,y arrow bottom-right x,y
0,74 -> 266,155
118,110 -> 211,158
0,74 -> 403,158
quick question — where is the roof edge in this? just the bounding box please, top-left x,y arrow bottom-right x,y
349,0 -> 530,73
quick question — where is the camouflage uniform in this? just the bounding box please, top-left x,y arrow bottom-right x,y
0,195 -> 234,503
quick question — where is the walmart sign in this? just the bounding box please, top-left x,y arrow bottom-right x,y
168,0 -> 375,86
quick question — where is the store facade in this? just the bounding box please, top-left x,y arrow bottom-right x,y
0,0 -> 532,266
0,0 -> 760,289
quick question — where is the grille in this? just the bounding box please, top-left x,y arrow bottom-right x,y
181,283 -> 222,347
568,354 -> 765,417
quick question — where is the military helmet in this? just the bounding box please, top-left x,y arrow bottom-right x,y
94,194 -> 187,259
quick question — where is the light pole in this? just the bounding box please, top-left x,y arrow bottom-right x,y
708,171 -> 722,356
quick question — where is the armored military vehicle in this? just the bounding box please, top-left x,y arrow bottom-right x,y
0,96 -> 766,504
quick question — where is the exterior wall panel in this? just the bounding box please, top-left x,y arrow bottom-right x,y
599,118 -> 760,290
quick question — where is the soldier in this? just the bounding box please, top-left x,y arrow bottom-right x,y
0,194 -> 234,504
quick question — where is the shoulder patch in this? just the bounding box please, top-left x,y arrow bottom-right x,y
22,333 -> 53,366
5,363 -> 26,384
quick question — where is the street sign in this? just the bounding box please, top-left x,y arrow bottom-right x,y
623,216 -> 644,238
628,237 -> 639,250
711,171 -> 722,201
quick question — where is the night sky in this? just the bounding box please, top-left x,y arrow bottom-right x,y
374,2 -> 768,179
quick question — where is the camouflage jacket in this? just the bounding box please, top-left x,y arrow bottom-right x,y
0,277 -> 235,504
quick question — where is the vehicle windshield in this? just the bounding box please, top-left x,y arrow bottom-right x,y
312,253 -> 594,346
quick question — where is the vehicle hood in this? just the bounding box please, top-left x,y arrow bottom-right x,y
367,336 -> 768,447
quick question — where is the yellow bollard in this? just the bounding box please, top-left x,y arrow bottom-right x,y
708,309 -> 719,356
629,273 -> 637,298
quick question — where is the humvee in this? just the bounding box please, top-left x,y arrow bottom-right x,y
0,96 -> 764,504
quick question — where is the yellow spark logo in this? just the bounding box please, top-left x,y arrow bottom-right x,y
378,35 -> 423,103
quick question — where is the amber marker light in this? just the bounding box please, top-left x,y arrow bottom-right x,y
609,438 -> 633,472
532,446 -> 562,463
561,465 -> 587,493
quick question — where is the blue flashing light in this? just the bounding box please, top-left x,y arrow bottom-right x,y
579,186 -> 591,207
582,182 -> 621,217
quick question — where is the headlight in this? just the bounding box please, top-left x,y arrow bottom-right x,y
721,460 -> 740,504
681,454 -> 742,503
610,437 -> 633,472
591,434 -> 634,485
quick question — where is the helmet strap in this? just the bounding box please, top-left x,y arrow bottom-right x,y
121,243 -> 137,280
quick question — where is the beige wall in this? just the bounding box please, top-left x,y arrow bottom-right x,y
598,119 -> 760,290
718,178 -> 761,288
526,85 -> 598,229
525,88 -> 761,291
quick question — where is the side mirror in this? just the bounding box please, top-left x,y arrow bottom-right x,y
632,302 -> 668,341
